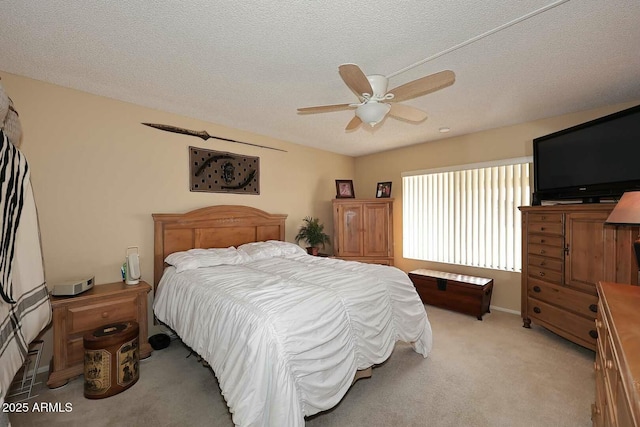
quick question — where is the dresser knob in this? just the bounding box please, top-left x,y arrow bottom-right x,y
102,312 -> 109,318
540,239 -> 545,243
589,304 -> 597,313
533,286 -> 541,293
589,330 -> 598,339
533,307 -> 541,314
540,249 -> 546,254
539,272 -> 545,277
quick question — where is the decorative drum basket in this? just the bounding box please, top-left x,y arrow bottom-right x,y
83,321 -> 139,399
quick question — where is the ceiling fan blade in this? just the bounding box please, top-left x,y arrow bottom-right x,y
339,64 -> 373,98
388,103 -> 428,122
388,70 -> 455,103
345,115 -> 362,131
297,103 -> 353,114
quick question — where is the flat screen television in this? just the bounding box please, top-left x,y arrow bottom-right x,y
532,104 -> 640,205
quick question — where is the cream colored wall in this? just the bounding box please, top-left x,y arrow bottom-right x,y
354,100 -> 640,313
2,72 -> 354,366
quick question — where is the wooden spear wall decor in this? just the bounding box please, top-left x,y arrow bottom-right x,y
142,123 -> 287,152
189,146 -> 260,195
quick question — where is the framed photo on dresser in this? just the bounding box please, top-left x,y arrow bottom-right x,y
335,180 -> 355,198
376,182 -> 392,198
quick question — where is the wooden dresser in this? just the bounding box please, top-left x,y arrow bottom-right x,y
592,282 -> 640,426
519,204 -> 637,350
332,198 -> 394,265
47,281 -> 152,388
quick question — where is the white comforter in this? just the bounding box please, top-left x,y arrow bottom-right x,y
153,242 -> 431,427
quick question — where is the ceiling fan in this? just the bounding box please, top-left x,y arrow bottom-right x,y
298,64 -> 455,130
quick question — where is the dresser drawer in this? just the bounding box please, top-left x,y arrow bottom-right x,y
528,221 -> 563,236
605,332 -> 620,405
528,266 -> 563,285
528,255 -> 563,272
527,297 -> 597,346
527,234 -> 563,248
594,356 -> 606,426
528,213 -> 563,224
528,278 -> 598,318
68,295 -> 138,334
528,243 -> 565,259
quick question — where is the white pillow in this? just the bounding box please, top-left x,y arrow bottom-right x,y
266,240 -> 308,256
164,251 -> 199,273
237,241 -> 281,261
165,246 -> 245,272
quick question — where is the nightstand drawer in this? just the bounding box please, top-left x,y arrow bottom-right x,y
68,295 -> 138,334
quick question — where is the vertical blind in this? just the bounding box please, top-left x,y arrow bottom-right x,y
402,159 -> 531,272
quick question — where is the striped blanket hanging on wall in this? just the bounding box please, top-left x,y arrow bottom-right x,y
0,130 -> 51,399
1,130 -> 28,303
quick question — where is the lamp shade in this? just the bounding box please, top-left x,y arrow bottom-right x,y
355,102 -> 391,127
605,191 -> 640,225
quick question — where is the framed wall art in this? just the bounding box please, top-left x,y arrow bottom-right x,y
189,146 -> 260,194
335,180 -> 355,199
376,181 -> 392,198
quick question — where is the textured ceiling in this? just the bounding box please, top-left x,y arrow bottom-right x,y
1,1 -> 639,157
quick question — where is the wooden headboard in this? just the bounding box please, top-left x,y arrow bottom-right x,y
152,205 -> 287,291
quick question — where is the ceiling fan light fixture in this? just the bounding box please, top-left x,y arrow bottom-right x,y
299,64 -> 455,130
356,102 -> 391,127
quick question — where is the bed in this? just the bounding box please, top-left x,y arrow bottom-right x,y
152,205 -> 432,427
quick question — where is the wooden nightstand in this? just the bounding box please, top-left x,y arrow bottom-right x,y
47,281 -> 152,388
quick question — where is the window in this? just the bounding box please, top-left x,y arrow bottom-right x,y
402,158 -> 531,272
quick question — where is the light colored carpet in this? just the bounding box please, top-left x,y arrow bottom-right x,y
8,306 -> 595,427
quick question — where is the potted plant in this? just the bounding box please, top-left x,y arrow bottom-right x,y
295,216 -> 331,256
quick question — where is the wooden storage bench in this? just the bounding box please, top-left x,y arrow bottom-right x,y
408,269 -> 493,320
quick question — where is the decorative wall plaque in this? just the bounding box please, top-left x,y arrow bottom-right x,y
190,146 -> 260,195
